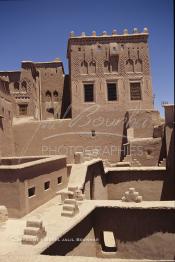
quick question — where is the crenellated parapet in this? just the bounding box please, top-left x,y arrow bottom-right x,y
69,27 -> 149,39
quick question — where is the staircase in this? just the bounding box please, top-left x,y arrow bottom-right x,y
61,199 -> 79,217
122,154 -> 141,167
21,220 -> 46,245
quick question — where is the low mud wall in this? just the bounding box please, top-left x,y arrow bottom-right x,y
107,168 -> 166,201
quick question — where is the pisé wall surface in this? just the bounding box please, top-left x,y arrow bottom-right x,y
42,207 -> 175,260
13,109 -> 161,163
0,77 -> 15,157
0,156 -> 67,217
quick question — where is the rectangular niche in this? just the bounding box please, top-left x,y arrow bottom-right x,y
100,231 -> 117,253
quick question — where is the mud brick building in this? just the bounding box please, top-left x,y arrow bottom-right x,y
0,28 -> 167,165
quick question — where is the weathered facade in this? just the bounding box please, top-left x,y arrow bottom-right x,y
68,28 -> 153,117
0,76 -> 14,157
0,59 -> 64,120
0,155 -> 67,217
0,28 -> 165,165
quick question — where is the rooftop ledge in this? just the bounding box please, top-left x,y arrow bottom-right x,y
162,104 -> 175,107
69,28 -> 149,39
21,59 -> 62,64
69,32 -> 149,39
0,155 -> 66,169
106,166 -> 166,172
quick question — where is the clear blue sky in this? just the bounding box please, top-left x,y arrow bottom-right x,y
0,0 -> 173,116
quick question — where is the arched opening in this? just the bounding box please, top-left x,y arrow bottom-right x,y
45,90 -> 52,102
110,55 -> 119,72
89,60 -> 96,74
135,59 -> 143,72
104,60 -> 110,73
53,90 -> 59,102
14,82 -> 19,92
80,60 -> 88,74
21,81 -> 27,92
126,59 -> 134,72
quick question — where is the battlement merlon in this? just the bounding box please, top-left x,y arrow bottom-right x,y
67,27 -> 149,58
0,76 -> 9,82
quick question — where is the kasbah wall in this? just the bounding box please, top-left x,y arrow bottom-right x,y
0,77 -> 14,157
0,28 -> 167,164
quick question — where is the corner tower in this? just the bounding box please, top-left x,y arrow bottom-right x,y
67,28 -> 153,117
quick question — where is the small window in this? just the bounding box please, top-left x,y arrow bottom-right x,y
46,91 -> 52,102
91,130 -> 96,137
53,91 -> 59,102
130,82 -> 142,100
57,177 -> 62,184
14,82 -> 19,91
28,187 -> 35,197
110,55 -> 119,72
19,104 -> 28,115
107,83 -> 117,101
44,181 -> 50,190
84,84 -> 94,102
21,81 -> 27,92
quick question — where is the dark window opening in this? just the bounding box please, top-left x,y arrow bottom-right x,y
57,177 -> 62,184
84,84 -> 94,102
46,91 -> 52,102
91,130 -> 96,137
104,60 -> 110,73
147,149 -> 152,155
110,55 -> 119,72
107,83 -> 117,101
14,82 -> 19,91
28,187 -> 35,197
19,104 -> 28,116
130,82 -> 142,100
53,91 -> 59,102
44,181 -> 50,190
46,108 -> 54,114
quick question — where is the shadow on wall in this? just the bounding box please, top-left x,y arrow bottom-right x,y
161,127 -> 175,200
42,207 -> 175,259
158,127 -> 167,163
107,170 -> 165,183
0,118 -> 3,130
83,161 -> 107,200
60,75 -> 71,119
42,213 -> 96,256
93,208 -> 175,259
120,111 -> 129,161
94,208 -> 175,242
